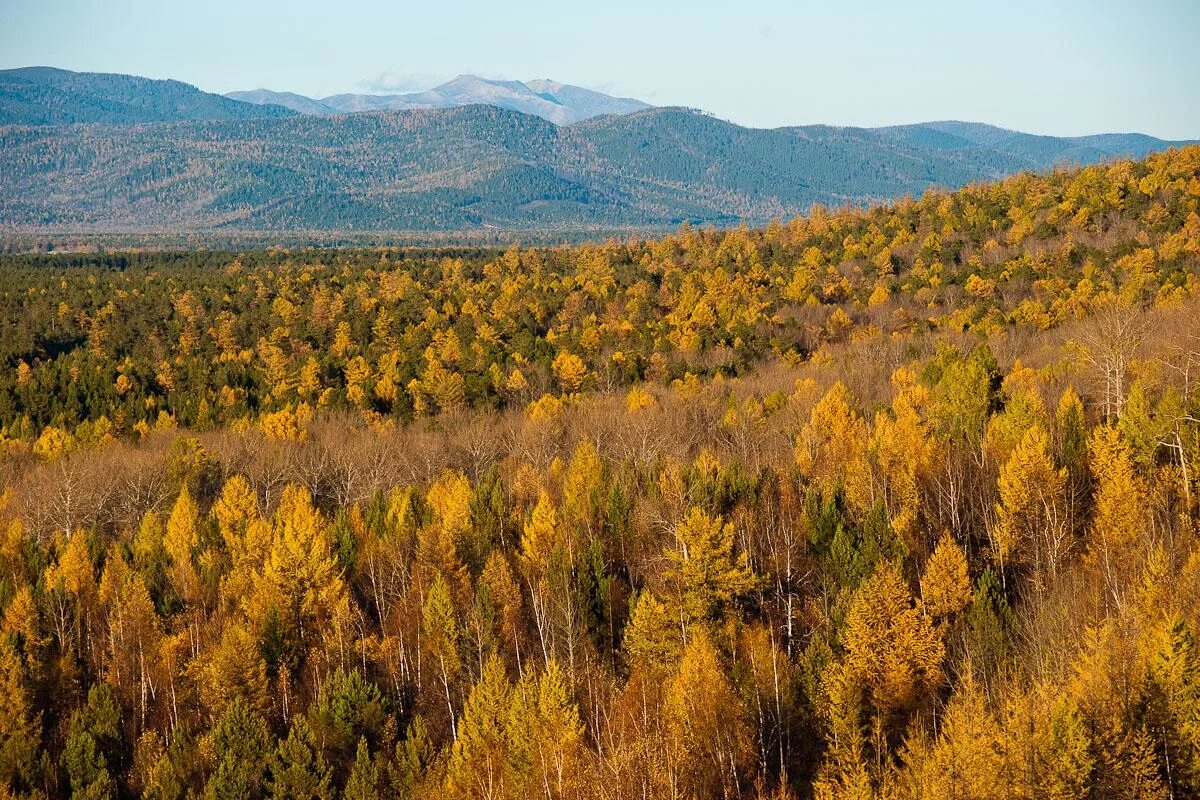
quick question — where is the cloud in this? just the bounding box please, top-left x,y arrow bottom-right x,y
580,80 -> 616,93
357,70 -> 446,94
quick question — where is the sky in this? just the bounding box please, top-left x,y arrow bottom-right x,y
3,0 -> 1198,139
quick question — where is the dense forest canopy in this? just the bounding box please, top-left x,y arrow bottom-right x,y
1,146 -> 1200,799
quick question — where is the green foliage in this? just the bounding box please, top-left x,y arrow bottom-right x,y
926,343 -> 1001,446
269,718 -> 332,800
331,510 -> 357,575
965,568 -> 1014,680
62,684 -> 121,800
826,503 -> 906,595
307,669 -> 387,769
204,699 -> 273,800
386,717 -> 434,800
0,637 -> 43,793
343,738 -> 378,800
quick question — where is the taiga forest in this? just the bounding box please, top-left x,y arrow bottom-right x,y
1,144 -> 1200,799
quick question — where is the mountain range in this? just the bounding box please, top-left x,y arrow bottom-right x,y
0,68 -> 651,127
228,75 -> 652,125
0,67 -> 1195,235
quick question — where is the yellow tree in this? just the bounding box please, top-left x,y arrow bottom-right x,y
246,484 -> 347,669
446,652 -> 510,799
418,358 -> 467,413
983,368 -> 1049,467
532,660 -> 586,799
196,621 -> 271,719
870,371 -> 935,548
919,534 -> 972,620
519,490 -> 575,667
164,485 -> 202,607
258,336 -> 293,399
622,590 -> 681,674
97,554 -> 164,734
664,507 -> 758,630
562,439 -> 604,535
2,584 -> 46,675
331,320 -> 355,358
1145,616 -> 1200,796
0,638 -> 41,793
663,629 -> 752,800
1027,694 -> 1094,800
842,564 -> 944,723
1068,621 -> 1168,799
736,624 -> 799,791
904,669 -> 1011,799
212,474 -> 266,567
994,426 -> 1069,582
343,355 -> 374,408
1087,425 -> 1147,608
813,661 -> 873,800
1056,387 -> 1089,486
797,382 -> 871,512
508,659 -> 588,800
521,490 -> 567,572
505,367 -> 530,397
552,350 -> 588,395
427,471 -> 474,550
44,530 -> 99,661
625,385 -> 656,413
423,573 -> 463,743
296,356 -> 321,401
420,470 -> 473,589
481,551 -> 526,672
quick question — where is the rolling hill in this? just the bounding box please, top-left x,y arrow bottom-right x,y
0,67 -> 295,125
2,103 -> 1193,234
0,67 -> 1194,236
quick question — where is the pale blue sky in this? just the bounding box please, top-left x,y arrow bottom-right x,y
3,0 -> 1198,138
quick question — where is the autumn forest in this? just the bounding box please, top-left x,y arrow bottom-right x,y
3,145 -> 1200,800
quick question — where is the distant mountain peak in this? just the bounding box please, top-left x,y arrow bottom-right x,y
224,89 -> 335,116
224,74 -> 652,125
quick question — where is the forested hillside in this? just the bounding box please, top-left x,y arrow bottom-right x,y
1,146 -> 1200,799
0,68 -> 295,126
2,103 -> 1193,234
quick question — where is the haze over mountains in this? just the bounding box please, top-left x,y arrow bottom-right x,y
228,75 -> 652,125
0,67 -> 649,127
1,67 -> 1195,235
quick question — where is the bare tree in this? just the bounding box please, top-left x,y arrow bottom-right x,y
1076,301 -> 1152,422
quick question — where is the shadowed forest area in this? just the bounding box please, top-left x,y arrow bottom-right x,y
2,146 -> 1200,799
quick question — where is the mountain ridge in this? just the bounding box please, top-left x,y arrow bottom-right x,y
228,73 -> 653,124
3,101 -> 1194,235
1,67 -> 1195,237
0,66 -> 295,125
0,67 -> 653,127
